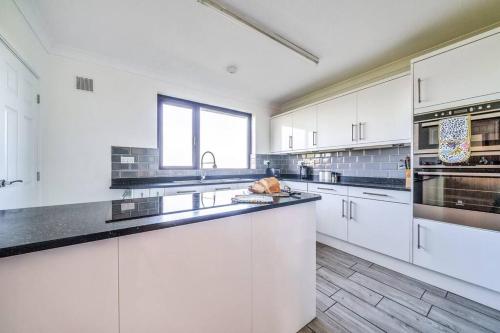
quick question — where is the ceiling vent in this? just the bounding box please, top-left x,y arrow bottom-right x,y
76,76 -> 94,92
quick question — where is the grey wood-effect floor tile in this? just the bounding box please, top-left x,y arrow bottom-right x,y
352,263 -> 425,298
307,309 -> 350,333
349,272 -> 432,315
317,254 -> 356,278
371,263 -> 447,298
319,246 -> 372,267
297,325 -> 314,333
317,290 -> 335,312
428,306 -> 494,333
332,289 -> 419,333
377,298 -> 455,333
317,267 -> 383,306
423,291 -> 500,332
446,292 -> 500,321
317,246 -> 357,267
325,302 -> 384,333
316,275 -> 340,297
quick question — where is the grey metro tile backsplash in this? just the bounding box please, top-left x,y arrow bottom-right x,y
111,146 -> 267,179
264,145 -> 410,179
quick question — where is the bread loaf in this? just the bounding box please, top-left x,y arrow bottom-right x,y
249,177 -> 281,194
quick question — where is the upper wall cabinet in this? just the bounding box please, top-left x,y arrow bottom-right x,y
292,105 -> 317,151
316,93 -> 357,148
270,74 -> 411,153
413,29 -> 500,114
357,75 -> 411,144
270,113 -> 293,153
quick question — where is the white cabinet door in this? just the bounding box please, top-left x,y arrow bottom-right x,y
0,239 -> 119,333
270,113 -> 293,152
119,215 -> 252,333
316,93 -> 357,148
348,198 -> 411,261
356,75 -> 411,144
413,31 -> 500,112
292,105 -> 317,151
413,218 -> 500,292
312,192 -> 348,241
252,203 -> 316,333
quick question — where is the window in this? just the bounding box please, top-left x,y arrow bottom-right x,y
158,95 -> 252,169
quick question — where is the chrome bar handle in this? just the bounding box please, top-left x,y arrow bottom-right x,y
358,122 -> 365,140
317,187 -> 336,191
288,136 -> 293,149
349,200 -> 354,220
362,192 -> 389,197
417,171 -> 500,178
351,124 -> 358,141
417,78 -> 422,103
313,131 -> 317,146
176,190 -> 197,194
341,199 -> 346,218
417,224 -> 421,249
215,187 -> 231,191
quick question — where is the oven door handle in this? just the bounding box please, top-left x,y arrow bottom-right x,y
417,171 -> 500,177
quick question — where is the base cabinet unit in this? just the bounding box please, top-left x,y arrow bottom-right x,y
413,218 -> 500,293
308,183 -> 348,241
252,203 -> 316,333
119,215 -> 253,333
413,29 -> 500,113
347,194 -> 411,262
0,239 -> 119,333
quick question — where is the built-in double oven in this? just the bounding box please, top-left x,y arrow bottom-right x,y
413,100 -> 500,231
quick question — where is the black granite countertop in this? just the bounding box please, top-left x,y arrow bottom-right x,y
280,175 -> 410,192
110,174 -> 410,191
0,189 -> 320,258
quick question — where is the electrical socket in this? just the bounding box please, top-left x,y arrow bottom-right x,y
121,202 -> 135,211
121,156 -> 135,163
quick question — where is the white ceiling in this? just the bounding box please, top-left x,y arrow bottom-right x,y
17,0 -> 500,109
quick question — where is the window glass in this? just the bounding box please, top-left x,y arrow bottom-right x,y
161,103 -> 193,167
200,108 -> 249,169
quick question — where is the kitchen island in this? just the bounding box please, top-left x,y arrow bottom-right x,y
0,189 -> 320,333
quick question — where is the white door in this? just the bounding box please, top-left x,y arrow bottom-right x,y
0,40 -> 40,210
413,31 -> 500,112
356,75 -> 411,144
313,192 -> 348,240
316,93 -> 357,148
270,113 -> 293,152
348,198 -> 411,262
413,218 -> 500,293
292,105 -> 317,151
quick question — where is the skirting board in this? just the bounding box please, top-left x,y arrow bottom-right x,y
317,233 -> 500,311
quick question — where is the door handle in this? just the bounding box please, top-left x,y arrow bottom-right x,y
417,78 -> 422,104
358,122 -> 365,140
313,131 -> 317,146
215,187 -> 231,191
349,201 -> 354,220
417,224 -> 422,249
288,136 -> 293,149
176,190 -> 196,194
317,187 -> 336,191
0,179 -> 23,187
362,192 -> 389,197
341,199 -> 346,218
351,124 -> 358,141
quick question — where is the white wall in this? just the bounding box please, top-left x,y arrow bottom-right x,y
1,0 -> 273,206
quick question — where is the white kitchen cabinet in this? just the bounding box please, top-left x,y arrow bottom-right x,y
0,239 -> 119,333
252,203 -> 316,333
356,75 -> 411,144
316,93 -> 357,148
309,186 -> 348,241
119,215 -> 253,333
270,113 -> 293,152
413,29 -> 500,113
292,105 -> 317,151
413,218 -> 500,293
149,187 -> 165,197
348,197 -> 411,262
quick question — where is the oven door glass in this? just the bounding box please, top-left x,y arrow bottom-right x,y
417,113 -> 500,151
414,171 -> 500,214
